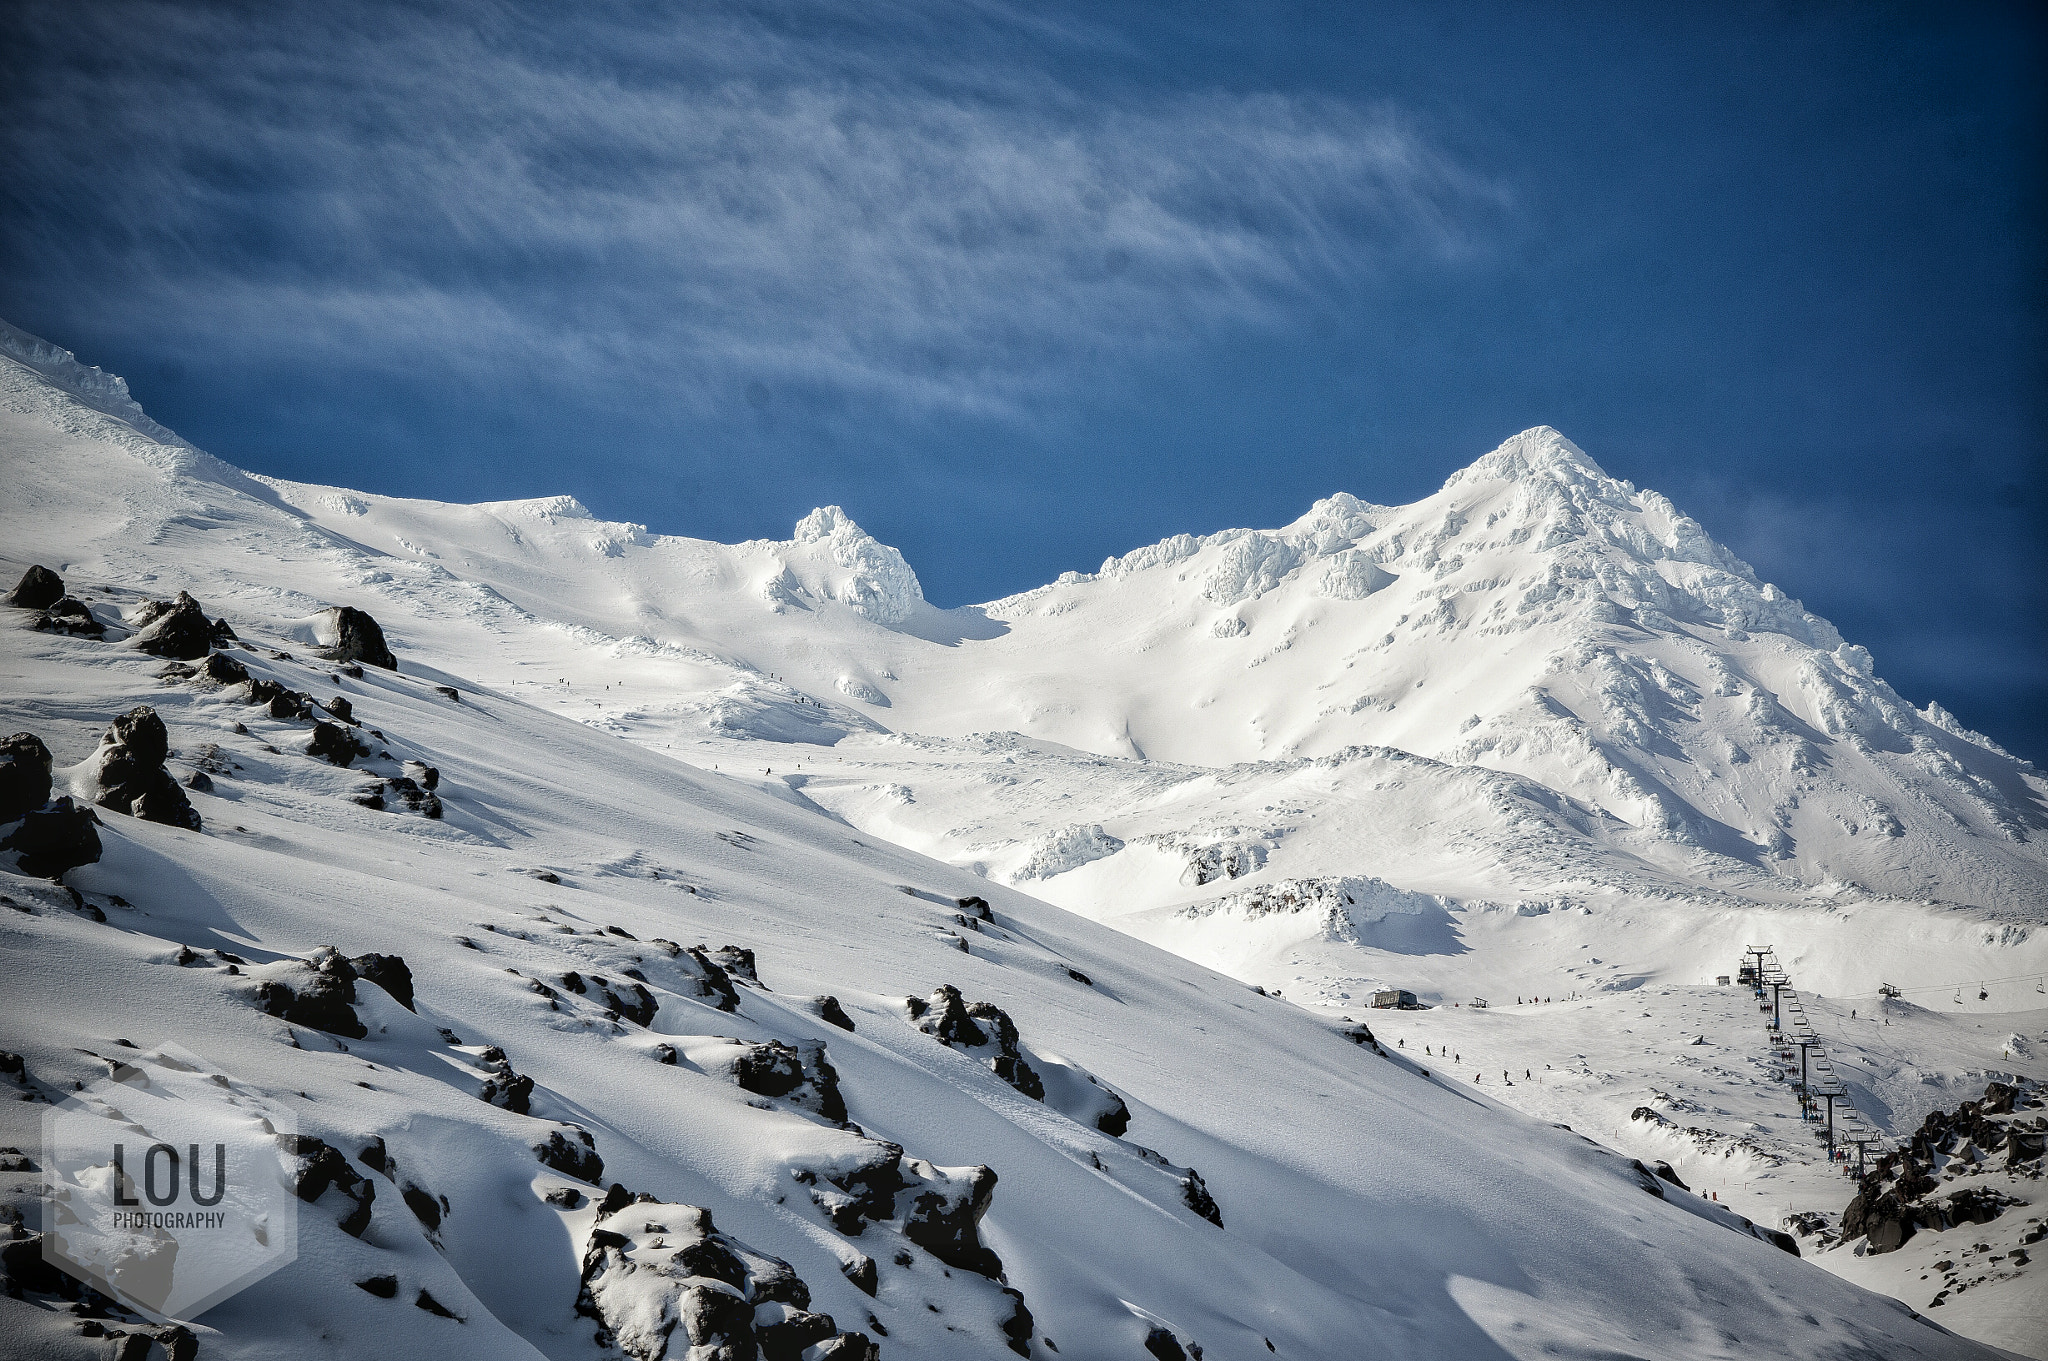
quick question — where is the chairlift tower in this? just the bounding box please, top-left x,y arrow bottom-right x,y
1795,1037 -> 1820,1116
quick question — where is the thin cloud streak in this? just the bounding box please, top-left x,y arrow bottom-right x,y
1,0 -> 1508,418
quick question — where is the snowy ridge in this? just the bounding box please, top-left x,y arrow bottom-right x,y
0,318 -> 191,449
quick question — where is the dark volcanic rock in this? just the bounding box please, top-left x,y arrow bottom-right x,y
839,1254 -> 877,1296
402,1183 -> 444,1232
1144,1326 -> 1190,1361
93,706 -> 202,830
350,952 -> 415,1011
104,705 -> 169,769
131,592 -> 214,660
413,1288 -> 460,1319
2,1230 -> 71,1294
256,948 -> 366,1038
706,944 -> 758,982
371,775 -> 443,818
129,775 -> 202,828
278,1132 -> 376,1237
478,1050 -> 535,1114
682,947 -> 742,1012
915,984 -> 1044,1101
0,732 -> 54,820
1093,1087 -> 1132,1137
732,1041 -> 806,1098
198,651 -> 249,685
913,984 -> 987,1047
813,995 -> 857,1032
535,1127 -> 604,1183
325,606 -> 397,669
32,596 -> 105,637
998,1286 -> 1035,1357
1838,1079 -> 2045,1253
1,796 -> 103,878
5,565 -> 63,609
901,1162 -> 1003,1277
727,1038 -> 846,1124
307,721 -> 369,767
1179,1169 -> 1224,1227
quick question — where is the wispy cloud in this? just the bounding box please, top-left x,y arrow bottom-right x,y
1,0 -> 1506,416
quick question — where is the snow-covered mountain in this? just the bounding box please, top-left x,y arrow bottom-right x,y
4,323 -> 2046,1358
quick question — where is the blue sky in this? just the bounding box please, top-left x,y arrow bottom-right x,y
3,1 -> 2043,757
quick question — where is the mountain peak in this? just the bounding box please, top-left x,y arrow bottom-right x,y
794,504 -> 863,543
786,505 -> 925,624
1447,425 -> 1606,490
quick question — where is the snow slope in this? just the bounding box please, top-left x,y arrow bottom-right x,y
2,322 -> 2044,1356
1,565 -> 2011,1360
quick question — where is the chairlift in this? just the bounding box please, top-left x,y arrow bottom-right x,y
2037,976 -> 2044,995
1978,982 -> 1988,1001
1953,985 -> 1964,1005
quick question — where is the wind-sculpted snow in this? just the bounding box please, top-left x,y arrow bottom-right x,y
1009,823 -> 1126,883
790,505 -> 926,626
0,317 -> 192,450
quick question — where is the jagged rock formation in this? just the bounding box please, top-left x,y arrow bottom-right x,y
1836,1081 -> 2045,1255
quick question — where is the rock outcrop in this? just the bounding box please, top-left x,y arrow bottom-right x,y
307,720 -> 370,768
726,1038 -> 847,1124
576,1195 -> 877,1361
0,796 -> 103,879
535,1127 -> 604,1183
129,592 -> 216,660
253,948 -> 367,1038
323,606 -> 397,670
278,1133 -> 376,1237
4,565 -> 63,610
92,706 -> 202,830
31,596 -> 105,638
910,984 -> 1044,1100
1838,1079 -> 2045,1254
0,733 -> 53,821
351,952 -> 415,1011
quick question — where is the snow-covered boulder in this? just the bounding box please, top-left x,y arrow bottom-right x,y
576,1195 -> 878,1361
